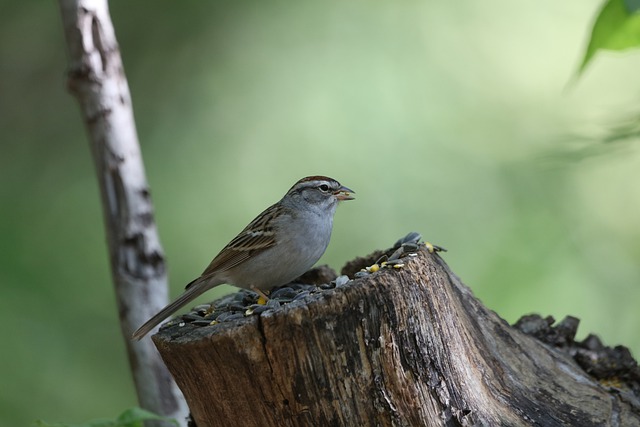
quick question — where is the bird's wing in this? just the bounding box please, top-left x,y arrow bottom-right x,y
189,203 -> 284,288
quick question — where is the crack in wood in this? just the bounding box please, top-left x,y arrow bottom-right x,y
154,248 -> 640,426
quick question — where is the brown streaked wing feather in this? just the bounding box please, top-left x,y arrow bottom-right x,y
199,204 -> 281,278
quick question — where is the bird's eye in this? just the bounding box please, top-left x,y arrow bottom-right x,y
318,184 -> 330,192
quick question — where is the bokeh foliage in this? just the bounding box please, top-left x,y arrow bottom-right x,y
1,1 -> 640,426
579,0 -> 640,72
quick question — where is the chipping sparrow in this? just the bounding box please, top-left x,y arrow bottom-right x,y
132,175 -> 354,340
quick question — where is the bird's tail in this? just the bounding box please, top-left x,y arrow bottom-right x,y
131,278 -> 211,340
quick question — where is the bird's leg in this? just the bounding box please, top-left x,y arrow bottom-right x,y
250,285 -> 270,304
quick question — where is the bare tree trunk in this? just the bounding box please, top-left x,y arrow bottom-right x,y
57,1 -> 188,425
154,244 -> 640,426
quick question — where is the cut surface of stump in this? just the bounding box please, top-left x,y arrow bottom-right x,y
154,240 -> 640,427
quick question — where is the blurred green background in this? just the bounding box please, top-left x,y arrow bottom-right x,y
2,0 -> 640,425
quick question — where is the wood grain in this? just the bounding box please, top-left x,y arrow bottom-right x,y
155,248 -> 640,426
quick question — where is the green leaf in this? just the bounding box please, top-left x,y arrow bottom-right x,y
34,419 -> 116,427
116,407 -> 179,427
34,408 -> 178,427
579,0 -> 640,73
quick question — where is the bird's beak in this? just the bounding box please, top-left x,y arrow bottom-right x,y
334,185 -> 355,201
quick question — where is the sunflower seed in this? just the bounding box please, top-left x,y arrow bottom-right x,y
204,311 -> 220,320
181,314 -> 202,322
401,242 -> 420,252
388,247 -> 405,261
193,304 -> 212,313
250,305 -> 272,315
293,290 -> 311,301
192,320 -> 213,326
334,275 -> 350,287
271,287 -> 298,299
289,283 -> 316,291
375,254 -> 388,265
394,232 -> 422,248
216,312 -> 244,323
266,299 -> 281,308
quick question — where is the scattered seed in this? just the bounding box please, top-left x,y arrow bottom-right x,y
375,254 -> 388,265
394,232 -> 422,248
266,299 -> 281,308
250,305 -> 272,315
366,264 -> 380,273
271,287 -> 298,300
192,320 -> 212,326
204,311 -> 220,320
401,242 -> 420,252
289,283 -> 316,291
388,247 -> 405,261
334,275 -> 350,287
425,241 -> 447,253
293,290 -> 311,301
182,314 -> 202,322
216,312 -> 244,323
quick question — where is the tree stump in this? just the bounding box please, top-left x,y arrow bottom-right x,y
153,241 -> 640,426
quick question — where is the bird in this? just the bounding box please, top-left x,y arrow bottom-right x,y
132,175 -> 354,340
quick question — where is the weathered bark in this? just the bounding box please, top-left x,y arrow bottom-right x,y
154,246 -> 640,427
57,1 -> 188,424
